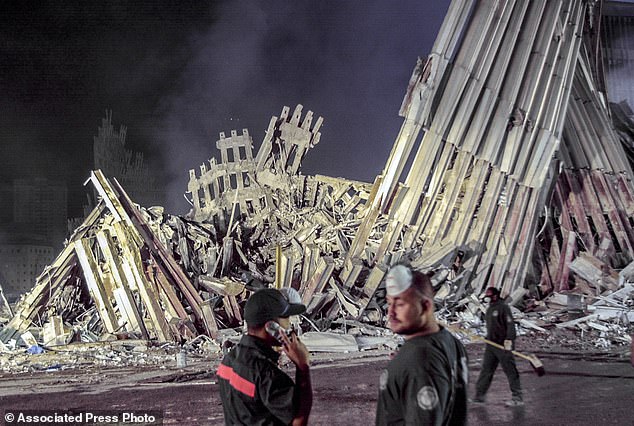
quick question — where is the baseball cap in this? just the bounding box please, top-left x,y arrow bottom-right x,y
244,288 -> 306,325
385,264 -> 413,296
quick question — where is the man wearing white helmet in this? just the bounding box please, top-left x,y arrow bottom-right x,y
376,264 -> 468,426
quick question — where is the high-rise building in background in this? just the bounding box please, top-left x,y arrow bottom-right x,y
13,178 -> 67,249
0,243 -> 53,302
0,178 -> 67,301
93,110 -> 163,208
2,111 -> 164,302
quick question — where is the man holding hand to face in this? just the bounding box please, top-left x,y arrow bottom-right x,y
218,288 -> 312,425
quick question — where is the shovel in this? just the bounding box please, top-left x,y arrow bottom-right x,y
443,322 -> 545,376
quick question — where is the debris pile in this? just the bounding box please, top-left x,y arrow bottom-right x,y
0,105 -> 384,349
0,337 -> 220,374
1,0 -> 634,357
441,265 -> 634,352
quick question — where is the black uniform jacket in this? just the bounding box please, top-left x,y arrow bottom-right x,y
376,327 -> 468,426
218,334 -> 295,425
485,299 -> 516,344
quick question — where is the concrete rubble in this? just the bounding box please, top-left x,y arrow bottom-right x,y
1,0 -> 633,367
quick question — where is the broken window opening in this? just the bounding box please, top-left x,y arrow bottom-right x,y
246,200 -> 255,215
471,166 -> 492,222
417,200 -> 438,246
229,174 -> 238,190
242,172 -> 250,188
217,176 -> 225,193
259,196 -> 267,209
603,214 -> 622,253
464,159 -> 474,180
226,149 -> 234,163
233,203 -> 241,220
93,242 -> 106,264
436,183 -> 446,201
238,146 -> 246,161
442,208 -> 458,240
197,187 -> 206,209
569,215 -> 579,233
535,215 -> 548,244
586,215 -> 600,248
447,148 -> 459,170
553,214 -> 564,249
412,194 -> 425,228
286,145 -> 298,168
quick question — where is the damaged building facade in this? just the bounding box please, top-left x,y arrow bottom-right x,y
0,178 -> 67,302
92,111 -> 162,209
2,0 -> 634,349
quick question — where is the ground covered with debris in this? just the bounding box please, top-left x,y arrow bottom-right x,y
2,1 -> 634,424
2,0 -> 634,364
1,337 -> 632,426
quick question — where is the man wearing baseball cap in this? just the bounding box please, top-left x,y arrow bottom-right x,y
376,264 -> 468,425
218,288 -> 312,425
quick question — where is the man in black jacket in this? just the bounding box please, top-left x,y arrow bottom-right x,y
376,264 -> 468,425
473,286 -> 523,406
218,288 -> 312,425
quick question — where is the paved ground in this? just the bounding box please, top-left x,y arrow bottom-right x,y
0,342 -> 632,425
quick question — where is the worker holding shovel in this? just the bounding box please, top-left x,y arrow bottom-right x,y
472,287 -> 523,407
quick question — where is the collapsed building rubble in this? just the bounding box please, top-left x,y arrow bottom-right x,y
1,0 -> 633,357
0,105 -> 380,349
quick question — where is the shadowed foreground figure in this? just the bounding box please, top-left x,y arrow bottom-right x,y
218,288 -> 312,425
376,264 -> 468,426
473,286 -> 523,407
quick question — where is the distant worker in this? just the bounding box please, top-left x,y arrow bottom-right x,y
218,288 -> 313,425
473,286 -> 523,406
376,264 -> 468,425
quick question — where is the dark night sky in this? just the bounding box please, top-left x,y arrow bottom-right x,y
1,1 -> 451,216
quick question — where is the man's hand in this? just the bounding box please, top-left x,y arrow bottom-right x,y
504,340 -> 513,351
285,331 -> 312,426
279,331 -> 310,370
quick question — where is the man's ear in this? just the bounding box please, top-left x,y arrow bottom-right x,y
420,297 -> 431,313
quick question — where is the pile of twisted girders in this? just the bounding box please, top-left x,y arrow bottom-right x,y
3,0 -> 634,346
